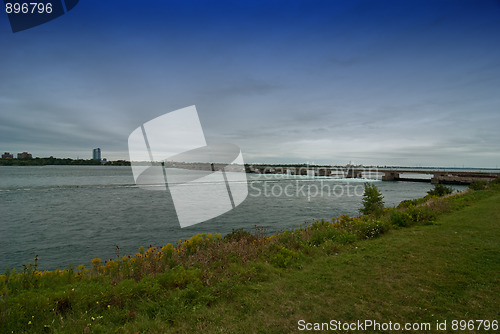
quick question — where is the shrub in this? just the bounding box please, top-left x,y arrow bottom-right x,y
397,196 -> 433,209
406,205 -> 437,225
469,180 -> 487,191
224,228 -> 255,243
156,266 -> 202,289
355,219 -> 390,239
277,230 -> 306,250
397,199 -> 417,209
309,220 -> 337,246
334,230 -> 357,244
360,183 -> 385,216
332,215 -> 357,234
390,209 -> 411,227
270,247 -> 300,268
427,183 -> 452,197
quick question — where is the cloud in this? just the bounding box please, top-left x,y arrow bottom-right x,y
1,0 -> 499,167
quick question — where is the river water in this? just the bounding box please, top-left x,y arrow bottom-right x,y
0,166 -> 468,270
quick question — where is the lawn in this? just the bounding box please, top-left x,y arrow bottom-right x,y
179,190 -> 499,333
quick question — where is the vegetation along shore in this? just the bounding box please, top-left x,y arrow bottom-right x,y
1,179 -> 499,333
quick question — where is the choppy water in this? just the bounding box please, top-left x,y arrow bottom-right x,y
0,166 -> 467,270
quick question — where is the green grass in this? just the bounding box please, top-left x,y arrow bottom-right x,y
182,191 -> 499,333
1,186 -> 499,333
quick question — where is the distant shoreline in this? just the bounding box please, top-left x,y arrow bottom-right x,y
0,158 -> 498,172
0,157 -> 130,166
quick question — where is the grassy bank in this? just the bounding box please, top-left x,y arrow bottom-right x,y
1,183 -> 499,333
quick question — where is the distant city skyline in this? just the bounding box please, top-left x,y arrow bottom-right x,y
1,0 -> 499,167
1,148 -> 498,170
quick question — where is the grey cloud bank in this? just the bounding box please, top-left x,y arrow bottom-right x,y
0,0 -> 499,167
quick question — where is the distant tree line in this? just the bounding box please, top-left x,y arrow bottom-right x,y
0,157 -> 130,166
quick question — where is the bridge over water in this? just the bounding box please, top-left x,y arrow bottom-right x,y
246,166 -> 500,185
379,169 -> 500,184
158,162 -> 499,185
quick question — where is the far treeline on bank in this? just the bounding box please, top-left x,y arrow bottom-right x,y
0,157 -> 131,166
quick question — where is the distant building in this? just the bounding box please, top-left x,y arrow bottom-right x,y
17,152 -> 32,159
92,148 -> 101,161
1,152 -> 13,159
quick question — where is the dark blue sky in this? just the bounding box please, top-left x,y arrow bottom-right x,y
1,0 -> 499,167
